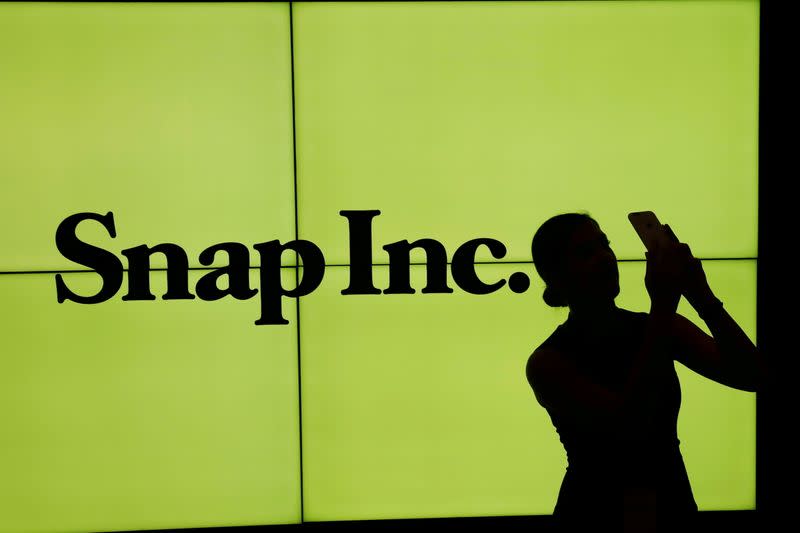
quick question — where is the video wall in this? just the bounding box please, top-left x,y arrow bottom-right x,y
0,2 -> 759,532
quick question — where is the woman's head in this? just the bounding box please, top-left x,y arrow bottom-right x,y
531,213 -> 619,308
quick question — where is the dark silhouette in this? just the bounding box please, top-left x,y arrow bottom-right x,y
525,213 -> 765,532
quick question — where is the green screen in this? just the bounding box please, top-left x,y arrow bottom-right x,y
0,1 -> 759,532
0,2 -> 296,271
0,270 -> 301,532
301,261 -> 756,520
293,0 -> 758,263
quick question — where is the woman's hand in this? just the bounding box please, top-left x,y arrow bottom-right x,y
676,245 -> 715,310
661,223 -> 715,308
645,229 -> 692,314
646,224 -> 716,315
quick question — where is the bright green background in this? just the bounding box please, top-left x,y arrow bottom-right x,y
0,2 -> 296,271
294,0 -> 758,264
0,270 -> 301,532
300,261 -> 756,520
0,1 -> 758,532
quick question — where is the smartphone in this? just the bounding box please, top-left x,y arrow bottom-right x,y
628,211 -> 676,252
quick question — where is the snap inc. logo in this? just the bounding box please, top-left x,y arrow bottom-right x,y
55,211 -> 532,325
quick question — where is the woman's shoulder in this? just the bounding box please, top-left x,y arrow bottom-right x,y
526,324 -> 568,376
526,307 -> 649,374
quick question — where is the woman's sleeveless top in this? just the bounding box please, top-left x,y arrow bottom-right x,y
538,308 -> 698,527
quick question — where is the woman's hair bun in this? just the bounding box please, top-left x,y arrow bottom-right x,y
543,285 -> 568,308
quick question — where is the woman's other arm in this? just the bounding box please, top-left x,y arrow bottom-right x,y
668,262 -> 766,392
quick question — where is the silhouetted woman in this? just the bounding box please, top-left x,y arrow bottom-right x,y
525,213 -> 765,532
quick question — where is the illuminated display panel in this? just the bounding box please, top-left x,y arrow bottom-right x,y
0,1 -> 759,531
300,261 -> 756,520
0,270 -> 301,532
0,2 -> 296,271
294,1 -> 758,264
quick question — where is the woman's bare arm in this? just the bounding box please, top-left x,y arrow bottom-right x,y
669,244 -> 766,392
669,297 -> 766,392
